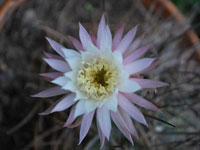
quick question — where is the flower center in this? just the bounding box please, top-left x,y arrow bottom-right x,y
77,57 -> 119,101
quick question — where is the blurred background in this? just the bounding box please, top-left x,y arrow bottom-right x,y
0,0 -> 200,149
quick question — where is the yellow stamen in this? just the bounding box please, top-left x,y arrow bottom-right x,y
77,57 -> 119,101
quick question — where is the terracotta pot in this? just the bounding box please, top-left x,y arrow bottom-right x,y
0,0 -> 25,31
141,0 -> 200,61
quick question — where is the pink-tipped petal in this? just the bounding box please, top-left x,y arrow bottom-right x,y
97,14 -> 106,48
64,105 -> 76,127
39,94 -> 75,115
110,111 -> 133,144
43,51 -> 63,60
51,93 -> 75,113
119,107 -> 138,139
123,34 -> 144,57
39,99 -> 61,115
79,23 -> 92,50
32,86 -> 67,98
68,36 -> 84,51
142,60 -> 159,73
112,24 -> 125,51
118,94 -> 148,126
123,93 -> 160,112
115,26 -> 137,54
97,107 -> 111,140
100,25 -> 112,51
40,72 -> 63,80
131,78 -> 169,89
96,119 -> 105,148
124,58 -> 155,75
79,111 -> 95,144
44,58 -> 71,73
68,117 -> 82,128
123,44 -> 151,65
90,33 -> 97,46
45,37 -> 65,57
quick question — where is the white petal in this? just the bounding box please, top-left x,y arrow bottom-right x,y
113,51 -> 123,66
43,58 -> 70,73
64,71 -> 77,82
119,78 -> 141,93
62,81 -> 77,92
96,117 -> 105,148
115,26 -> 137,54
75,99 -> 98,118
62,48 -> 81,59
100,48 -> 113,62
97,107 -> 111,140
97,14 -> 106,48
74,100 -> 87,118
51,76 -> 69,87
119,70 -> 129,83
79,23 -> 92,50
79,111 -> 95,144
104,89 -> 118,112
66,57 -> 81,70
87,41 -> 100,53
100,25 -> 112,51
74,91 -> 88,101
110,110 -> 133,144
81,42 -> 100,61
85,100 -> 98,113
